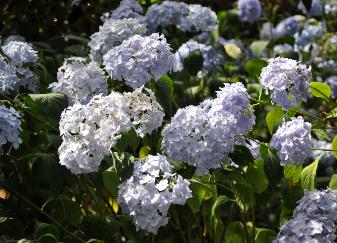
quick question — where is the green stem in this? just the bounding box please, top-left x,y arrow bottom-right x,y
2,182 -> 85,242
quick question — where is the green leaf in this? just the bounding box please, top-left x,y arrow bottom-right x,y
250,40 -> 269,57
211,195 -> 232,226
37,233 -> 58,243
309,82 -> 331,100
42,197 -> 82,225
183,50 -> 203,76
329,174 -> 337,189
264,149 -> 282,187
81,215 -> 120,241
63,34 -> 90,44
255,228 -> 277,243
187,181 -> 207,213
229,145 -> 254,166
139,146 -> 151,159
35,222 -> 59,240
266,107 -> 285,134
301,153 -> 323,190
332,135 -> 337,159
27,93 -> 68,119
0,217 -> 24,238
312,128 -> 330,141
246,159 -> 269,193
225,221 -> 246,243
327,108 -> 337,118
102,153 -> 134,197
244,59 -> 268,79
284,165 -> 302,185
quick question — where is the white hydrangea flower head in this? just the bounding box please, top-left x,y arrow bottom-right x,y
178,4 -> 218,33
293,189 -> 337,223
124,87 -> 164,137
260,57 -> 311,110
89,18 -> 147,63
273,44 -> 294,56
100,0 -> 143,22
49,57 -> 108,105
173,40 -> 225,75
118,154 -> 192,234
1,40 -> 38,65
58,92 -> 132,174
238,0 -> 262,23
274,215 -> 336,243
0,54 -> 39,94
0,57 -> 20,94
145,1 -> 190,33
0,105 -> 21,151
103,33 -> 174,89
271,116 -> 312,166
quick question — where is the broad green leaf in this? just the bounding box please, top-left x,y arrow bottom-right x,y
301,153 -> 323,190
244,59 -> 268,79
280,181 -> 303,223
183,50 -> 203,76
329,174 -> 337,189
309,82 -> 331,100
211,195 -> 232,226
42,197 -> 82,225
37,233 -> 58,243
250,40 -> 269,57
27,93 -> 68,119
187,181 -> 207,213
102,153 -> 134,197
139,146 -> 151,159
255,228 -> 277,243
332,135 -> 337,159
81,215 -> 120,241
225,221 -> 246,243
264,149 -> 282,187
266,107 -> 285,134
63,34 -> 89,44
229,145 -> 254,166
327,108 -> 337,118
35,222 -> 59,240
312,128 -> 330,141
284,165 -> 302,185
247,159 -> 269,193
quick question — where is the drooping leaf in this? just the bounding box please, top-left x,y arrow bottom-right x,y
250,40 -> 269,57
301,153 -> 323,190
229,145 -> 254,166
329,174 -> 337,189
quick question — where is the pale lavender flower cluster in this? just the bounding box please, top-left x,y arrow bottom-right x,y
145,1 -> 217,33
89,18 -> 147,63
118,154 -> 192,234
173,40 -> 224,75
298,0 -> 325,16
49,57 -> 108,105
260,57 -> 311,110
274,215 -> 336,243
260,15 -> 305,39
0,105 -> 21,151
0,39 -> 39,94
100,0 -> 143,22
293,189 -> 337,222
271,116 -> 312,166
238,0 -> 262,24
103,33 -> 174,88
294,19 -> 326,52
162,82 -> 255,174
178,4 -> 218,33
145,1 -> 189,33
275,189 -> 337,242
2,41 -> 38,65
58,88 -> 164,174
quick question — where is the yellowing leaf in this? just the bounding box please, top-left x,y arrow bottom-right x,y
224,43 -> 242,59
